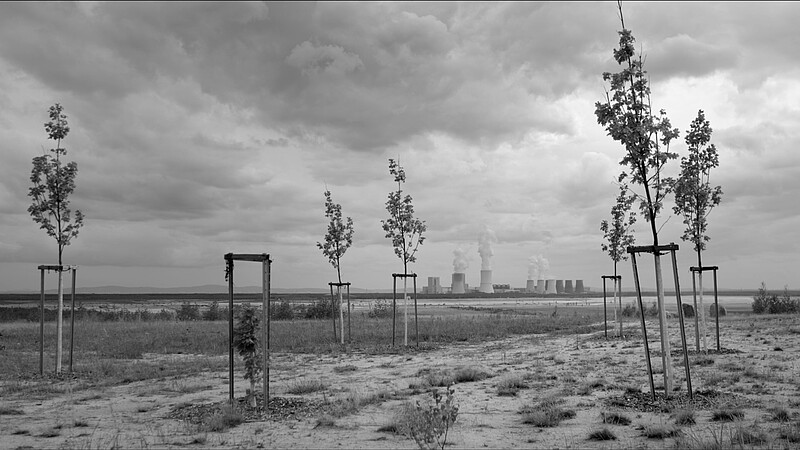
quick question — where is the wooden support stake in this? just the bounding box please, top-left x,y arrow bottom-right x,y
39,268 -> 45,376
670,249 -> 693,400
629,252 -> 656,400
227,257 -> 234,405
69,268 -> 76,374
392,277 -> 397,347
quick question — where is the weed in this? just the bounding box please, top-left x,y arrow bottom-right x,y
74,419 -> 89,427
402,386 -> 459,450
732,425 -> 769,446
711,408 -> 744,422
39,428 -> 61,438
12,429 -> 30,435
0,406 -> 24,415
315,415 -> 336,428
674,409 -> 696,425
496,375 -> 527,397
768,406 -> 791,422
642,425 -> 681,439
601,411 -> 631,425
326,389 -> 393,417
333,364 -> 358,373
521,404 -> 575,428
453,367 -> 490,383
287,379 -> 328,395
780,422 -> 800,443
588,428 -> 617,441
200,405 -> 244,432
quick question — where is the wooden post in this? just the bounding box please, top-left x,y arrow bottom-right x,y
670,248 -> 692,400
392,275 -> 397,347
602,277 -> 608,338
346,284 -> 351,342
413,274 -> 419,347
329,283 -> 337,342
629,251 -> 655,400
69,268 -> 76,374
263,257 -> 271,410
713,268 -> 720,352
691,271 -> 699,352
39,267 -> 45,376
226,255 -> 234,405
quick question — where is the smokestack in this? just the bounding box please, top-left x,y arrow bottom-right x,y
565,280 -> 574,294
556,280 -> 564,294
479,270 -> 494,293
451,273 -> 466,294
545,279 -> 557,294
536,279 -> 545,294
526,279 -> 536,293
575,280 -> 585,293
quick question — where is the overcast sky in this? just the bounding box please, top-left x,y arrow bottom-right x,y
1,1 -> 799,293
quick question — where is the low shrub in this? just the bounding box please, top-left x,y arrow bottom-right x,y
752,282 -> 800,314
588,428 -> 616,441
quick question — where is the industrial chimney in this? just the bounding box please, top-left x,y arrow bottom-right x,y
451,273 -> 466,294
545,279 -> 557,294
556,280 -> 564,294
565,280 -> 574,294
575,280 -> 585,293
479,270 -> 494,293
536,279 -> 545,294
526,279 -> 536,293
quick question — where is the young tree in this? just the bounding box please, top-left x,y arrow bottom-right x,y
233,305 -> 262,408
381,158 -> 426,346
316,189 -> 355,344
595,3 -> 681,393
673,110 -> 723,352
28,103 -> 85,374
600,184 -> 636,337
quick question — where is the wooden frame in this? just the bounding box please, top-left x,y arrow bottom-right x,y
224,253 -> 271,408
392,273 -> 418,347
329,282 -> 351,343
601,275 -> 622,338
627,243 -> 693,400
37,265 -> 78,375
690,266 -> 721,352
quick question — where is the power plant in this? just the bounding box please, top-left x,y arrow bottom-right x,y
451,272 -> 466,294
545,279 -> 557,294
565,280 -> 574,294
479,270 -> 494,293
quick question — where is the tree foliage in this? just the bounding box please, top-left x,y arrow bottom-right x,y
316,189 -> 355,283
673,110 -> 723,254
233,305 -> 262,406
28,103 -> 85,264
381,159 -> 426,273
600,184 -> 636,264
594,25 -> 679,232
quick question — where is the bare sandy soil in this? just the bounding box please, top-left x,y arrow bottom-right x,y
2,313 -> 800,449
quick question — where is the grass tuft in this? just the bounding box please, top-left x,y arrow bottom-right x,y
286,379 -> 328,395
601,411 -> 631,425
711,408 -> 744,422
643,425 -> 681,439
200,405 -> 244,432
588,428 -> 617,441
673,409 -> 696,425
496,375 -> 527,397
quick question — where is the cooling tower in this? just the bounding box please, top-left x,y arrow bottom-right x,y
451,273 -> 466,294
565,280 -> 574,294
479,270 -> 494,293
556,280 -> 564,294
575,280 -> 585,293
526,279 -> 536,293
545,279 -> 557,294
536,279 -> 545,294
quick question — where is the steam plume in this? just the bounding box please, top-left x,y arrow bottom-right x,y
453,247 -> 469,273
527,254 -> 550,279
478,225 -> 497,270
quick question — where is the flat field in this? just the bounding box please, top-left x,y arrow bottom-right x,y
2,296 -> 800,449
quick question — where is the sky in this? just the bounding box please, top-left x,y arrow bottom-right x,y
1,1 -> 799,293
